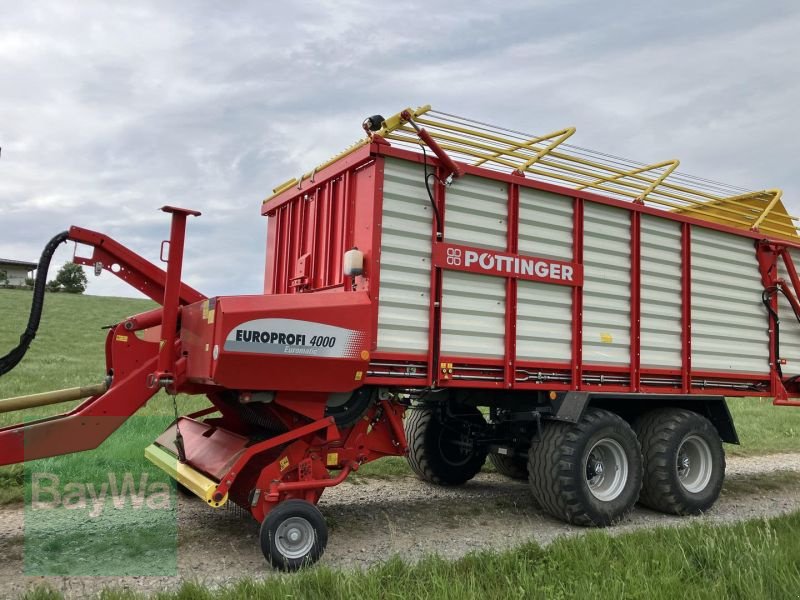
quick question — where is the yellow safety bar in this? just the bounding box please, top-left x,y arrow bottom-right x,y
265,105 -> 795,241
144,444 -> 228,508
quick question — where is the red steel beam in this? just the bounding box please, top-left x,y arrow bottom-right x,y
571,197 -> 584,390
681,223 -> 692,393
428,161 -> 446,386
630,212 -> 641,391
0,348 -> 159,465
153,206 -> 201,383
70,226 -> 204,306
400,110 -> 464,180
505,176 -> 520,389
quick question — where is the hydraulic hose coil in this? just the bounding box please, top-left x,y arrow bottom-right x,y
0,231 -> 69,376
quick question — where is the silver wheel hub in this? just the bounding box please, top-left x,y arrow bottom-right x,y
275,516 -> 315,560
585,438 -> 628,502
676,434 -> 713,493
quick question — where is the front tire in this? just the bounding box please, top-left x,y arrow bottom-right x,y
528,407 -> 643,526
405,405 -> 488,485
634,408 -> 725,515
260,500 -> 328,571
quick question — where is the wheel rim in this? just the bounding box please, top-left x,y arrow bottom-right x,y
676,434 -> 713,493
585,438 -> 629,501
438,428 -> 473,466
275,516 -> 315,560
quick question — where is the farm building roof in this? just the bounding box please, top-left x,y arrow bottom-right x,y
0,258 -> 37,269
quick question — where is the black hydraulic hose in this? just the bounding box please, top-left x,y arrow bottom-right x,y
762,287 -> 782,379
0,231 -> 69,377
419,144 -> 443,234
763,283 -> 800,385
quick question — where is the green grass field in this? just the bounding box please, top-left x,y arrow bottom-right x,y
3,287 -> 800,495
0,289 -> 210,504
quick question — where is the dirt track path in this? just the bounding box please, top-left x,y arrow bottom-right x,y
2,452 -> 800,599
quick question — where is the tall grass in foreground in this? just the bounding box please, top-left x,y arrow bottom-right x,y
21,511 -> 800,600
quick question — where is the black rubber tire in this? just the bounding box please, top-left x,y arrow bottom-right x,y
259,500 -> 328,571
634,408 -> 725,515
325,387 -> 374,428
405,405 -> 488,486
528,407 -> 643,527
489,451 -> 529,480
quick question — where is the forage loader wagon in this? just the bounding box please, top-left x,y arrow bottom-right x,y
2,105 -> 800,569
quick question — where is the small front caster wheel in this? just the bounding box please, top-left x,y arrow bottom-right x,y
260,499 -> 328,571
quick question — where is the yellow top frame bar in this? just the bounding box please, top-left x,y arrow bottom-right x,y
267,105 -> 794,240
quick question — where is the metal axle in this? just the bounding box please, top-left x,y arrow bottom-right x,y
0,382 -> 108,414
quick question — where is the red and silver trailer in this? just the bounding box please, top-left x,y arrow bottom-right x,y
2,105 -> 799,569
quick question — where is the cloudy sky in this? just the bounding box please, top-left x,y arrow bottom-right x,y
1,1 -> 798,298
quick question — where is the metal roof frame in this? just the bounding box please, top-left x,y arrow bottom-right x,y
269,105 -> 795,240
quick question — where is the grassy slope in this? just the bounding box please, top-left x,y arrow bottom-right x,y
0,289 -> 210,503
0,288 -> 155,397
4,287 -> 800,487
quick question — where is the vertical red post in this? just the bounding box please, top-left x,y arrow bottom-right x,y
154,206 -> 201,385
756,242 -> 789,403
264,214 -> 278,294
504,179 -> 521,389
428,163 -> 446,387
630,211 -> 641,391
680,222 -> 692,393
779,248 -> 800,300
341,170 -> 354,291
362,160 -> 384,342
571,197 -> 584,390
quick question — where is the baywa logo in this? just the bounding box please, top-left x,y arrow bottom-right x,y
30,472 -> 173,518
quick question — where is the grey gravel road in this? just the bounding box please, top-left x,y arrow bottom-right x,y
1,452 -> 800,599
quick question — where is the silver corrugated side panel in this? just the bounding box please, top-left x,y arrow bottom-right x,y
640,215 -> 682,368
518,187 -> 573,260
439,173 -> 507,359
376,157 -> 432,354
516,187 -> 573,363
516,281 -> 572,362
775,248 -> 800,375
440,271 -> 506,358
691,227 -> 768,373
444,174 -> 508,250
582,203 -> 631,365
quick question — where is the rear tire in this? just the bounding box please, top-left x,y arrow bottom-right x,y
405,405 -> 488,486
634,408 -> 725,515
528,407 -> 643,526
260,500 -> 328,571
489,451 -> 529,480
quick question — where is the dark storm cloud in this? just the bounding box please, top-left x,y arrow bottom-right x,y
1,0 -> 798,297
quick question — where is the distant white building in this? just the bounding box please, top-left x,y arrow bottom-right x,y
0,258 -> 36,286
